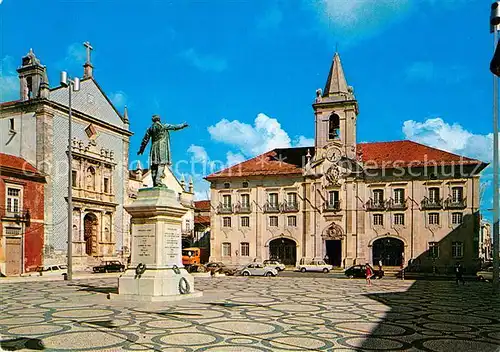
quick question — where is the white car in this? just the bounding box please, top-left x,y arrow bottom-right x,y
263,259 -> 286,271
37,265 -> 67,277
297,260 -> 333,273
240,263 -> 278,277
477,267 -> 499,281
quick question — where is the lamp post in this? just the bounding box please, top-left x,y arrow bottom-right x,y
490,2 -> 500,293
60,71 -> 80,281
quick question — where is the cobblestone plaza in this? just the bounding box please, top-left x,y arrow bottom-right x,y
1,277 -> 499,351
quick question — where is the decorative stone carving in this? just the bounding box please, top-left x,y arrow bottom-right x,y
325,164 -> 341,187
315,88 -> 323,103
322,222 -> 344,240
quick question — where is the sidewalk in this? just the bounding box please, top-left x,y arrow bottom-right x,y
0,271 -> 121,283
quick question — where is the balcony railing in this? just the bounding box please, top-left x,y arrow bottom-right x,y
365,198 -> 386,211
444,197 -> 467,209
216,203 -> 233,214
421,197 -> 442,210
234,203 -> 252,213
0,207 -> 30,223
386,198 -> 407,210
323,200 -> 341,212
282,201 -> 299,212
264,202 -> 281,213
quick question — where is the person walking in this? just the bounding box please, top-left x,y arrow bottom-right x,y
455,262 -> 465,285
366,263 -> 373,286
378,259 -> 383,272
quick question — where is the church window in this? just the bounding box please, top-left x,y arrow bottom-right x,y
72,171 -> 78,187
452,212 -> 463,225
104,178 -> 110,193
394,213 -> 405,226
328,113 -> 340,140
287,216 -> 297,227
241,216 -> 250,227
241,242 -> 250,256
394,189 -> 405,204
86,167 -> 96,190
373,189 -> 384,205
452,241 -> 463,258
85,124 -> 97,139
26,77 -> 33,98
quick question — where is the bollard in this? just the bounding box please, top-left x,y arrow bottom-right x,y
62,273 -> 68,280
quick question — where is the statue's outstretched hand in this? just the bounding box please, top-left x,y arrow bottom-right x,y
137,150 -> 143,155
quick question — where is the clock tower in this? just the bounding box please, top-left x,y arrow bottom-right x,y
313,52 -> 358,160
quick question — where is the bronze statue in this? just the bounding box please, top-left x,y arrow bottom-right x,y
137,114 -> 188,187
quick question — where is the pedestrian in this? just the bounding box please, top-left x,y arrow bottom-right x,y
378,259 -> 383,272
455,262 -> 465,285
210,268 -> 215,278
324,254 -> 330,265
365,263 -> 373,286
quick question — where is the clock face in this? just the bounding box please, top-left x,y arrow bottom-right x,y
326,146 -> 342,162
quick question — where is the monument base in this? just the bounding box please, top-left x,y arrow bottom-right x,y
116,267 -> 202,302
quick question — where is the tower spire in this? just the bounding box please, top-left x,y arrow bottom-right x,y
323,52 -> 349,97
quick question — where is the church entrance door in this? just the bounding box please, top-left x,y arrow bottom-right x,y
84,213 -> 98,256
269,238 -> 296,265
325,240 -> 342,267
372,237 -> 404,266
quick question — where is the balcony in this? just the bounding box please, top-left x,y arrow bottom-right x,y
234,203 -> 252,213
365,198 -> 386,211
282,201 -> 299,212
421,197 -> 442,210
444,197 -> 467,209
216,203 -> 233,214
386,198 -> 407,210
323,200 -> 341,212
0,207 -> 30,223
264,202 -> 281,213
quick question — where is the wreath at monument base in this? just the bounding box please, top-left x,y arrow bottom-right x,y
179,277 -> 190,294
172,265 -> 181,275
135,263 -> 147,276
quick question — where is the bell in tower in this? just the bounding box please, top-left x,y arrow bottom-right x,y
17,49 -> 49,101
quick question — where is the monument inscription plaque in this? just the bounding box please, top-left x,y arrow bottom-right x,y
164,226 -> 181,266
133,223 -> 156,265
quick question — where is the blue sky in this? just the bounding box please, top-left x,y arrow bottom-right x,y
0,0 -> 497,216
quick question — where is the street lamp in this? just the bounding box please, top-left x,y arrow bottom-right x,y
60,71 -> 80,281
489,2 -> 500,293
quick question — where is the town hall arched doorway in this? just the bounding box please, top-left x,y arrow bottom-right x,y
372,237 -> 404,266
269,238 -> 296,265
84,213 -> 98,256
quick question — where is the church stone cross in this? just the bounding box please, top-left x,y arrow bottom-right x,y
83,41 -> 93,64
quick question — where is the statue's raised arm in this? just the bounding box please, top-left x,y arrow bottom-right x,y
137,114 -> 189,187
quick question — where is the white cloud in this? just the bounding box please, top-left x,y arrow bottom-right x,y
402,117 -> 496,162
226,151 -> 246,166
65,42 -> 86,64
187,145 -> 209,163
294,136 -> 315,147
208,112 -> 312,157
0,56 -> 19,102
109,91 -> 127,108
309,0 -> 413,43
180,48 -> 227,73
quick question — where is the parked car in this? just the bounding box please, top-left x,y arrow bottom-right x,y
344,264 -> 384,279
240,263 -> 278,277
37,265 -> 67,276
296,259 -> 333,273
263,259 -> 286,272
205,262 -> 236,276
477,267 -> 499,282
92,260 -> 125,273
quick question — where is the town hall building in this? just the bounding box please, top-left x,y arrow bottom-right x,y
206,53 -> 488,273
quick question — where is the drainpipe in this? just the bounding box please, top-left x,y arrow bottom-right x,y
355,180 -> 358,260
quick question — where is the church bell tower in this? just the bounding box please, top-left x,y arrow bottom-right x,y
17,49 -> 49,101
312,52 -> 358,160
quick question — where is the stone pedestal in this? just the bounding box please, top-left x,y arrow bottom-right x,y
114,187 -> 202,302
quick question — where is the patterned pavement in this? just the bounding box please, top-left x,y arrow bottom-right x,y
0,276 -> 499,351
